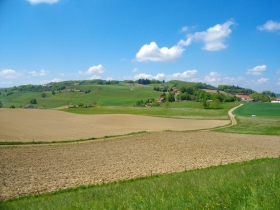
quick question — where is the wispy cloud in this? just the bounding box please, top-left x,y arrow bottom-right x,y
179,20 -> 235,51
132,68 -> 138,73
79,65 -> 105,75
204,72 -> 221,83
26,0 -> 59,5
89,75 -> 101,80
246,65 -> 266,76
135,42 -> 184,62
28,69 -> 49,76
276,69 -> 280,74
257,20 -> 280,32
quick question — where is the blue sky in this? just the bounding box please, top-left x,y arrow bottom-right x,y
0,0 -> 280,92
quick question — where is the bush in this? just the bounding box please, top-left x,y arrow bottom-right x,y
78,102 -> 84,107
42,93 -> 47,98
9,105 -> 15,108
30,98 -> 37,104
0,101 -> 3,108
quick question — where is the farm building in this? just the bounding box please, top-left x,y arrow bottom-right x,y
25,104 -> 34,109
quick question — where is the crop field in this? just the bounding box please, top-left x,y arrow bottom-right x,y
1,131 -> 280,200
0,109 -> 230,142
233,102 -> 280,117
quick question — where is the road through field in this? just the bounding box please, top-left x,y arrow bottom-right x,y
1,131 -> 280,200
0,109 -> 229,142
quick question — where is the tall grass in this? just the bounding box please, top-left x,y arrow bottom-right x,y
1,158 -> 279,209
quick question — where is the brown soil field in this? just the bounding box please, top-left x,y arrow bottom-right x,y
1,131 -> 280,200
0,109 -> 229,142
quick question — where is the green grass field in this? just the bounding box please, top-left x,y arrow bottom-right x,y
216,103 -> 280,135
233,102 -> 280,117
1,158 -> 279,209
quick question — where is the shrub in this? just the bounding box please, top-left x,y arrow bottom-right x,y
78,102 -> 84,107
30,98 -> 37,104
9,105 -> 15,108
0,101 -> 3,108
42,93 -> 47,98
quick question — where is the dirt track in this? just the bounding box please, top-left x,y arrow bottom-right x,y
0,109 -> 229,142
1,131 -> 280,200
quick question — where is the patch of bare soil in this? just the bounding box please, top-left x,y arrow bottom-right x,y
0,109 -> 229,142
1,131 -> 280,200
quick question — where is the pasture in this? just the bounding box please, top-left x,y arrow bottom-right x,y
216,103 -> 280,135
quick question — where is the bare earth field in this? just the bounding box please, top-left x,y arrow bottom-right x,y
0,109 -> 229,142
1,131 -> 280,200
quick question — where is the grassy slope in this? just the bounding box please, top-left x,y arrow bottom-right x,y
0,84 -> 160,108
1,158 -> 279,209
216,103 -> 280,135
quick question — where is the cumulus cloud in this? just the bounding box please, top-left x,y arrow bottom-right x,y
79,65 -> 105,75
28,69 -> 49,76
135,42 -> 185,62
26,0 -> 59,4
179,20 -> 235,51
257,78 -> 269,84
134,73 -> 153,80
257,20 -> 280,32
132,68 -> 138,73
246,65 -> 266,75
0,69 -> 22,79
89,75 -> 101,80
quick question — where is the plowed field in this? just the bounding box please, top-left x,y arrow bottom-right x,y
1,131 -> 280,200
0,109 -> 229,142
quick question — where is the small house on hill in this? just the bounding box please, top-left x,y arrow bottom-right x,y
26,104 -> 34,109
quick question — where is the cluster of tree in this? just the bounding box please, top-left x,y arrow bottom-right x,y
154,86 -> 169,92
6,91 -> 13,96
85,90 -> 91,94
135,98 -> 160,107
171,80 -> 217,90
262,90 -> 276,98
137,79 -> 164,85
218,85 -> 255,95
202,99 -> 222,109
250,92 -> 271,102
0,101 -> 2,108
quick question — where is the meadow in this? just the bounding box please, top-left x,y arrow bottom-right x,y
216,103 -> 280,135
1,158 -> 279,209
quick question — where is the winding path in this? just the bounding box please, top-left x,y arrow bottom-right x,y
228,104 -> 243,126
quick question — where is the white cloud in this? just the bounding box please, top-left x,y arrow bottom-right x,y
79,65 -> 105,75
1,81 -> 13,84
132,68 -> 138,73
257,20 -> 280,32
179,20 -> 235,51
134,70 -> 197,81
106,77 -> 113,81
276,69 -> 280,74
246,65 -> 266,75
26,0 -> 59,4
278,79 -> 280,86
135,42 -> 184,62
59,73 -> 65,76
40,78 -> 62,85
257,78 -> 269,84
89,75 -> 101,80
0,69 -> 22,79
204,72 -> 221,83
28,69 -> 49,76
169,70 -> 198,79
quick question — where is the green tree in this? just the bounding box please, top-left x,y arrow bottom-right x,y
202,100 -> 210,109
9,105 -> 15,108
30,98 -> 37,104
0,101 -> 3,108
42,93 -> 47,98
52,90 -> 56,95
167,92 -> 175,102
78,102 -> 84,107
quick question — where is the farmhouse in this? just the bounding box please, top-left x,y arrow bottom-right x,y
157,97 -> 165,103
25,104 -> 34,109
